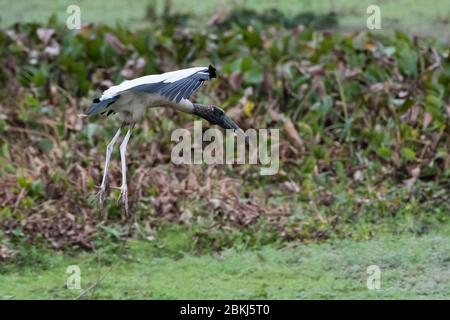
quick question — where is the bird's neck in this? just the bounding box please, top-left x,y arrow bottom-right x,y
192,103 -> 215,121
175,99 -> 195,114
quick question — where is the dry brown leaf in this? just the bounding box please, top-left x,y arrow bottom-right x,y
229,72 -> 243,92
423,112 -> 433,130
283,119 -> 304,149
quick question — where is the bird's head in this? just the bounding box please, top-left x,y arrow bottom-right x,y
194,105 -> 238,129
193,104 -> 247,140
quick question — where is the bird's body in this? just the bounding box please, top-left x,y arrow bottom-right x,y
87,66 -> 214,120
85,65 -> 243,219
109,91 -> 194,123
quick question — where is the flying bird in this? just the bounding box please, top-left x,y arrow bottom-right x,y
83,65 -> 244,217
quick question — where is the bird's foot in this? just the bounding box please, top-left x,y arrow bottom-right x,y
96,186 -> 107,206
118,185 -> 129,216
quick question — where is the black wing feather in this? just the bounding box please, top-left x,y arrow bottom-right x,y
176,79 -> 200,103
173,78 -> 198,103
129,67 -> 213,102
163,78 -> 191,101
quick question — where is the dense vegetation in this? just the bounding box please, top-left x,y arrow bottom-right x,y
0,8 -> 449,263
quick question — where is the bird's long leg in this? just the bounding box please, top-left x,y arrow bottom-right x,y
118,122 -> 135,217
97,126 -> 123,205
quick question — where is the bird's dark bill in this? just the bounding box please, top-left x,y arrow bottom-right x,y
220,115 -> 240,130
219,115 -> 247,141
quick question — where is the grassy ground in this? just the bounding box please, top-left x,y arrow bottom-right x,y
0,0 -> 449,39
2,225 -> 450,299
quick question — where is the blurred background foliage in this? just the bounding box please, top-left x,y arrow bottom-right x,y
0,0 -> 449,260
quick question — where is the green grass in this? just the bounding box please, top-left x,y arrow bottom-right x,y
2,225 -> 450,299
0,0 -> 449,39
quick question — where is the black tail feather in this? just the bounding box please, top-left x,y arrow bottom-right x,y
85,95 -> 120,116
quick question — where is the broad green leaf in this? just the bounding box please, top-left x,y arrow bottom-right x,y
37,139 -> 54,153
376,147 -> 392,160
401,147 -> 416,161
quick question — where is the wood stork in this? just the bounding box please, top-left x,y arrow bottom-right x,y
83,65 -> 244,217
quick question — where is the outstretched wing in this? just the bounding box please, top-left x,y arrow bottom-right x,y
130,65 -> 216,103
100,65 -> 216,103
